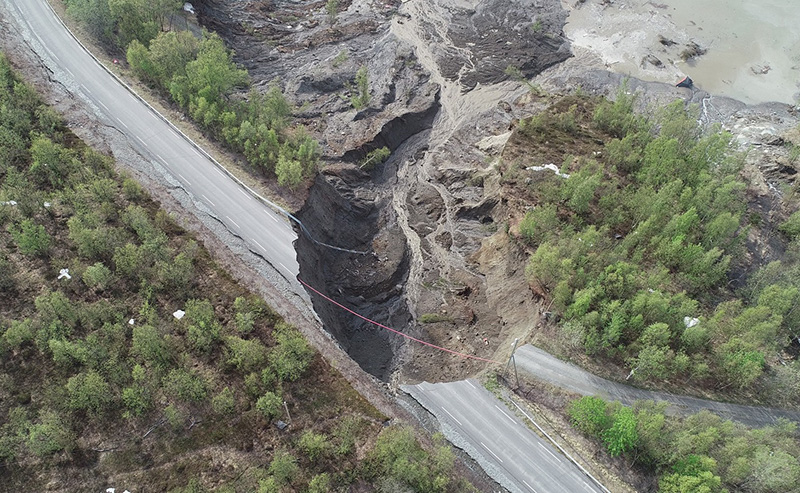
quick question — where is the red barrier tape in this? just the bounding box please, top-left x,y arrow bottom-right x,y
298,278 -> 502,365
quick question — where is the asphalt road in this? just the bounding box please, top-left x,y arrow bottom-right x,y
403,379 -> 606,493
5,0 -> 301,286
515,345 -> 800,427
16,0 -> 795,489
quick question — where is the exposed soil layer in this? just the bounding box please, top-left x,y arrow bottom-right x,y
198,0 -> 800,392
295,164 -> 412,380
192,0 -> 573,380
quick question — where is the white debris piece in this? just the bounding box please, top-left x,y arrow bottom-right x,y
183,2 -> 195,14
526,163 -> 570,178
44,202 -> 51,208
1,200 -> 17,206
683,316 -> 700,328
58,268 -> 72,280
128,318 -> 135,326
173,309 -> 186,320
106,488 -> 115,493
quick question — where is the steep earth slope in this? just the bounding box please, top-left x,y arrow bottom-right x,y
194,0 -> 572,380
195,0 -> 800,386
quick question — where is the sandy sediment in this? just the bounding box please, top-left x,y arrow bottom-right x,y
560,0 -> 800,105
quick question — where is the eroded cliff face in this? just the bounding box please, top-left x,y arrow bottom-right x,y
192,0 -> 573,380
194,0 -> 800,383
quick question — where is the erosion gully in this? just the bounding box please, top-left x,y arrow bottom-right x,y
195,0 -> 571,380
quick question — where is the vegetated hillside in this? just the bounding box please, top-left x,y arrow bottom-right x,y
0,55 -> 474,493
63,0 -> 321,192
502,87 -> 800,406
566,395 -> 800,492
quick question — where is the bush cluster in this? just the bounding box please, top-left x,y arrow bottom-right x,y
568,396 -> 800,492
65,0 -> 319,188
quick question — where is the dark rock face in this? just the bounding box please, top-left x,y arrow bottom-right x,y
193,0 -> 574,379
294,165 -> 410,379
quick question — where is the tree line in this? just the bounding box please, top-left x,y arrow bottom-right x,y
65,0 -> 320,188
568,395 -> 800,492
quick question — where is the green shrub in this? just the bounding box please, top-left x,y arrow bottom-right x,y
9,219 -> 51,256
163,368 -> 208,403
268,449 -> 298,485
132,324 -> 173,368
592,81 -> 648,138
49,338 -> 89,368
325,0 -> 339,25
419,313 -> 450,324
518,204 -> 559,245
26,411 -> 74,457
602,406 -> 639,457
66,370 -> 112,415
122,384 -> 152,418
332,50 -> 347,67
211,387 -> 236,415
225,336 -> 268,373
269,323 -> 314,382
779,211 -> 800,239
350,65 -> 370,110
3,319 -> 33,348
184,299 -> 220,354
307,473 -> 331,493
298,430 -> 329,460
366,426 -> 454,493
275,151 -> 303,189
82,262 -> 113,290
360,146 -> 390,170
164,404 -> 184,430
256,391 -> 282,420
568,396 -> 610,437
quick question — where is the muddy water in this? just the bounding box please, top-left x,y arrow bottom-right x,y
563,0 -> 800,105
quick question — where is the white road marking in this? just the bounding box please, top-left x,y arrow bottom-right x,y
237,187 -> 252,200
279,262 -> 291,274
136,135 -> 148,147
202,194 -> 215,207
522,480 -> 539,492
177,173 -> 190,185
98,100 -> 109,112
494,404 -> 516,424
539,442 -> 558,461
265,211 -> 279,222
441,407 -> 463,426
213,166 -> 225,177
480,442 -> 503,463
226,216 -> 241,229
251,238 -> 267,252
465,380 -> 477,389
65,67 -> 74,78
116,118 -> 129,129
